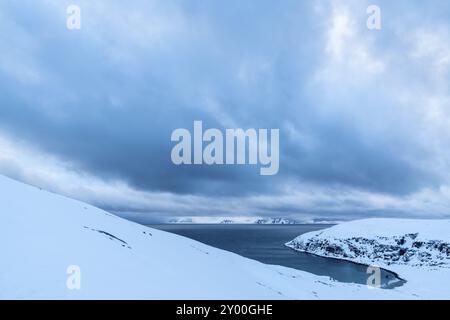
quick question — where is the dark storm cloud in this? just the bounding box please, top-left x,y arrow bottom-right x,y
0,0 -> 449,217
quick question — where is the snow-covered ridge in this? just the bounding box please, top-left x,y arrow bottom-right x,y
1,175 -> 414,299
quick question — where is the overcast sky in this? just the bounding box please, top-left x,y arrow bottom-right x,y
1,0 -> 450,222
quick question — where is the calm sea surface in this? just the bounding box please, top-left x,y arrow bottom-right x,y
149,224 -> 404,288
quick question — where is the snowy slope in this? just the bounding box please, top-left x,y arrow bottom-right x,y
0,175 -> 416,299
286,219 -> 450,299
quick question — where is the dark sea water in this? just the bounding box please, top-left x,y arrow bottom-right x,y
149,224 -> 405,288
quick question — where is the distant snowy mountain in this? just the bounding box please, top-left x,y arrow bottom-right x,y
254,218 -> 298,225
0,175 -> 415,299
166,216 -> 342,225
167,217 -> 301,224
286,219 -> 450,299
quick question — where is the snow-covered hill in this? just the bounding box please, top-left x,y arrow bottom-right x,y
286,219 -> 450,299
0,175 -> 416,299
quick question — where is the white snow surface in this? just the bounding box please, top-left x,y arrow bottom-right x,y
0,175 -> 430,299
287,219 -> 450,299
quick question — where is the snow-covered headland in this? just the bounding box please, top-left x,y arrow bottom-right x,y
286,219 -> 450,299
0,174 -> 434,299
